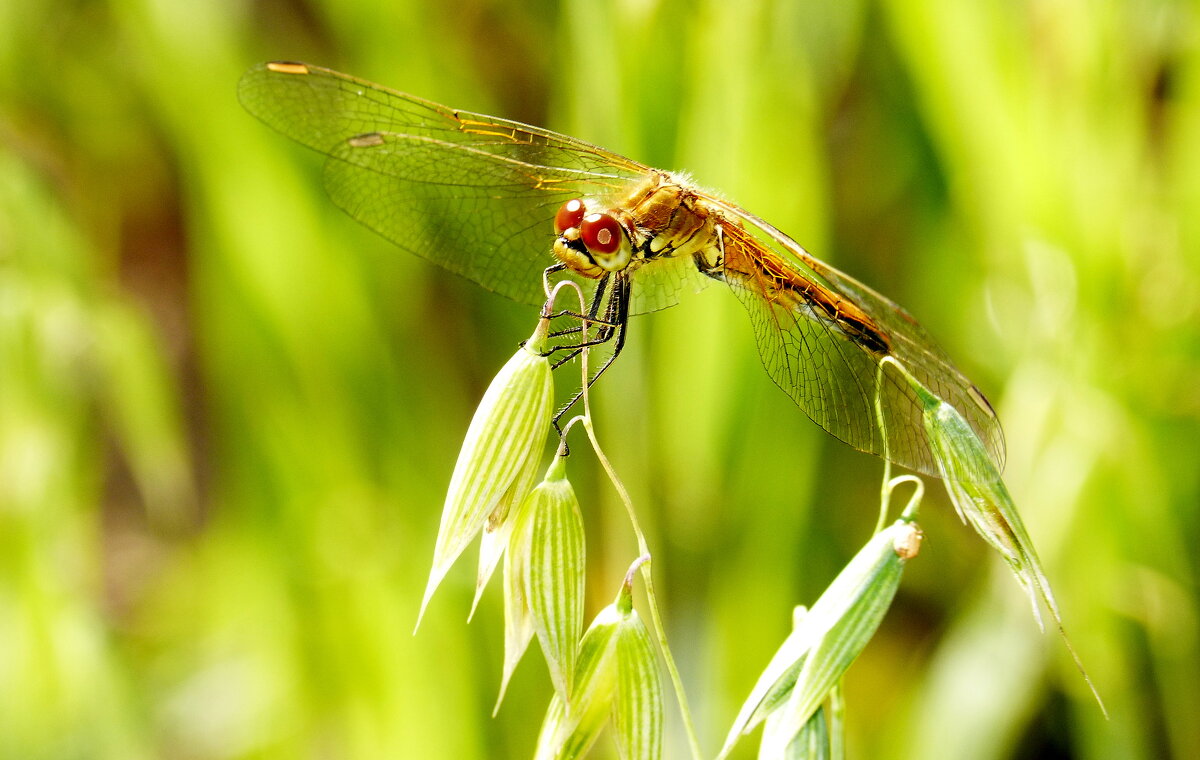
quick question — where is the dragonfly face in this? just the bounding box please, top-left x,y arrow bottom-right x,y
238,61 -> 1005,479
552,199 -> 633,278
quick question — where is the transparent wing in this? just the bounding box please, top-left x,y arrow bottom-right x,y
626,249 -> 715,314
238,62 -> 1002,476
238,62 -> 650,305
708,199 -> 1005,477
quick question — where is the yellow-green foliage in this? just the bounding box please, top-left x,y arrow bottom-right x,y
1,1 -> 1196,758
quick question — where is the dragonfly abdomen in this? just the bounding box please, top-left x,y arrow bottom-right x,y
714,224 -> 891,355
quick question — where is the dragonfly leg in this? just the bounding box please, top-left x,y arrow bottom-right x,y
546,312 -> 623,330
692,223 -> 726,280
541,262 -> 568,301
552,273 -> 631,441
535,273 -> 620,358
547,271 -> 622,366
548,324 -> 617,367
539,262 -> 618,324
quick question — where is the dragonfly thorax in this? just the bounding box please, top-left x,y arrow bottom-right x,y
622,174 -> 717,262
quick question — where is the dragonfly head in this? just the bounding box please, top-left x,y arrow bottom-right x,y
553,198 -> 632,278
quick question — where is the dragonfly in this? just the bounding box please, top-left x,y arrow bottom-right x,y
238,61 -> 1004,478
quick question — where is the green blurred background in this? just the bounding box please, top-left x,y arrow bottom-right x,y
2,0 -> 1198,757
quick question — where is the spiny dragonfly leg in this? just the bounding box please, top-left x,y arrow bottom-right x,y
541,262 -> 568,303
538,263 -> 617,324
545,268 -> 610,324
548,271 -> 623,367
552,273 -> 631,445
533,273 -> 620,357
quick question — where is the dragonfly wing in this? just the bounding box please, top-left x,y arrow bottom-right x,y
712,205 -> 1005,478
625,250 -> 715,315
238,62 -> 1003,473
238,62 -> 648,304
322,133 -> 612,304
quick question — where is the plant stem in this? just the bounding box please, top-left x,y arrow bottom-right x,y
570,304 -> 704,760
583,416 -> 706,760
875,458 -> 893,535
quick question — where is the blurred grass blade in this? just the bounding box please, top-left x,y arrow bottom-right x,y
92,302 -> 195,529
418,320 -> 553,626
721,520 -> 922,759
526,454 -> 587,703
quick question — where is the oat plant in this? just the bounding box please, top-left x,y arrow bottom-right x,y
409,280 -> 1100,760
416,284 -> 702,759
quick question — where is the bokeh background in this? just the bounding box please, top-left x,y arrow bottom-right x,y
2,0 -> 1198,758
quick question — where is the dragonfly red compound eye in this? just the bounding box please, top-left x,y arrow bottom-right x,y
555,198 -> 586,234
580,213 -> 623,255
